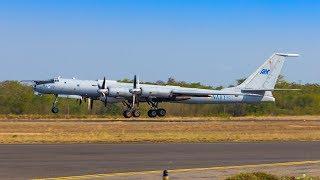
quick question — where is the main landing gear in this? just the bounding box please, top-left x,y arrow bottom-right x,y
147,108 -> 166,118
121,100 -> 167,118
51,95 -> 59,114
123,109 -> 141,118
147,101 -> 166,118
122,101 -> 141,118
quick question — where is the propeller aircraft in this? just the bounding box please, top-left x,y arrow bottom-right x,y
24,53 -> 299,118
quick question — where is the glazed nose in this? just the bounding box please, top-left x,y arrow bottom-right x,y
33,84 -> 39,91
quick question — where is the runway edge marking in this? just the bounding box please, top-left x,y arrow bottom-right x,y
34,160 -> 320,180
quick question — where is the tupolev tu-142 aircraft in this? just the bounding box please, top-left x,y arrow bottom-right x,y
26,53 -> 299,118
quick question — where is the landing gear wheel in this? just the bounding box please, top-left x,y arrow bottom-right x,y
156,108 -> 166,117
123,110 -> 133,118
148,109 -> 157,118
51,107 -> 59,114
132,110 -> 141,117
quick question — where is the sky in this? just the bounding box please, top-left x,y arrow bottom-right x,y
0,0 -> 319,86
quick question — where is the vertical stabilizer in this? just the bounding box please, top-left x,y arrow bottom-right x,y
237,53 -> 299,90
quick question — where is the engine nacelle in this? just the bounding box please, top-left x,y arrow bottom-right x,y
140,87 -> 172,98
108,87 -> 132,97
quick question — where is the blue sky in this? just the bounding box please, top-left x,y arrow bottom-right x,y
0,0 -> 319,86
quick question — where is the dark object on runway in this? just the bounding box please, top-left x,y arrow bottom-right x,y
163,170 -> 169,180
0,142 -> 320,179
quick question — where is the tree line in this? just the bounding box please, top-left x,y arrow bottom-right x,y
0,77 -> 319,117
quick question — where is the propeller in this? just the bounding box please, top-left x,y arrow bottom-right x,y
97,77 -> 108,107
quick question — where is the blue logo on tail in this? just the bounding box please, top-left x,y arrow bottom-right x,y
260,69 -> 270,75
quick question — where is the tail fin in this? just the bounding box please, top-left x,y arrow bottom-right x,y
237,53 -> 299,90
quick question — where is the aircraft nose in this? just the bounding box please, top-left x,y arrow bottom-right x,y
33,84 -> 38,91
33,84 -> 42,92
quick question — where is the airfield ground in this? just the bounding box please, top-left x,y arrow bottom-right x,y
1,143 -> 320,179
1,116 -> 320,179
1,116 -> 320,143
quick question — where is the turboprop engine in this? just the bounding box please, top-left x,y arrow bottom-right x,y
140,87 -> 172,98
108,87 -> 132,97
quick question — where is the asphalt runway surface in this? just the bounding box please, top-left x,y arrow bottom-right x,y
0,142 -> 320,179
3,119 -> 320,123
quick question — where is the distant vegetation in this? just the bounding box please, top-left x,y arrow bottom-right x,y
226,172 -> 279,180
0,76 -> 319,117
226,172 -> 319,180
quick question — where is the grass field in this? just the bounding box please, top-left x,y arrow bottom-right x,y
2,114 -> 320,121
1,116 -> 320,143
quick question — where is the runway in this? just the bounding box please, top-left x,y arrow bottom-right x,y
0,142 -> 320,179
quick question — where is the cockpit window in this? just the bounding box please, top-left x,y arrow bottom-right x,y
35,79 -> 55,85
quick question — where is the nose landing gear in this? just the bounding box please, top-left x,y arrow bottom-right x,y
51,107 -> 59,114
51,95 -> 59,114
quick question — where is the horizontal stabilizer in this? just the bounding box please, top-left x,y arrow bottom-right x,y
275,53 -> 300,57
242,89 -> 301,92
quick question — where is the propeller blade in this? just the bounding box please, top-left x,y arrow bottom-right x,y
98,77 -> 108,96
102,77 -> 106,89
133,75 -> 137,89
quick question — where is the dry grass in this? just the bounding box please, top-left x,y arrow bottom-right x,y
1,114 -> 320,121
1,118 -> 320,143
